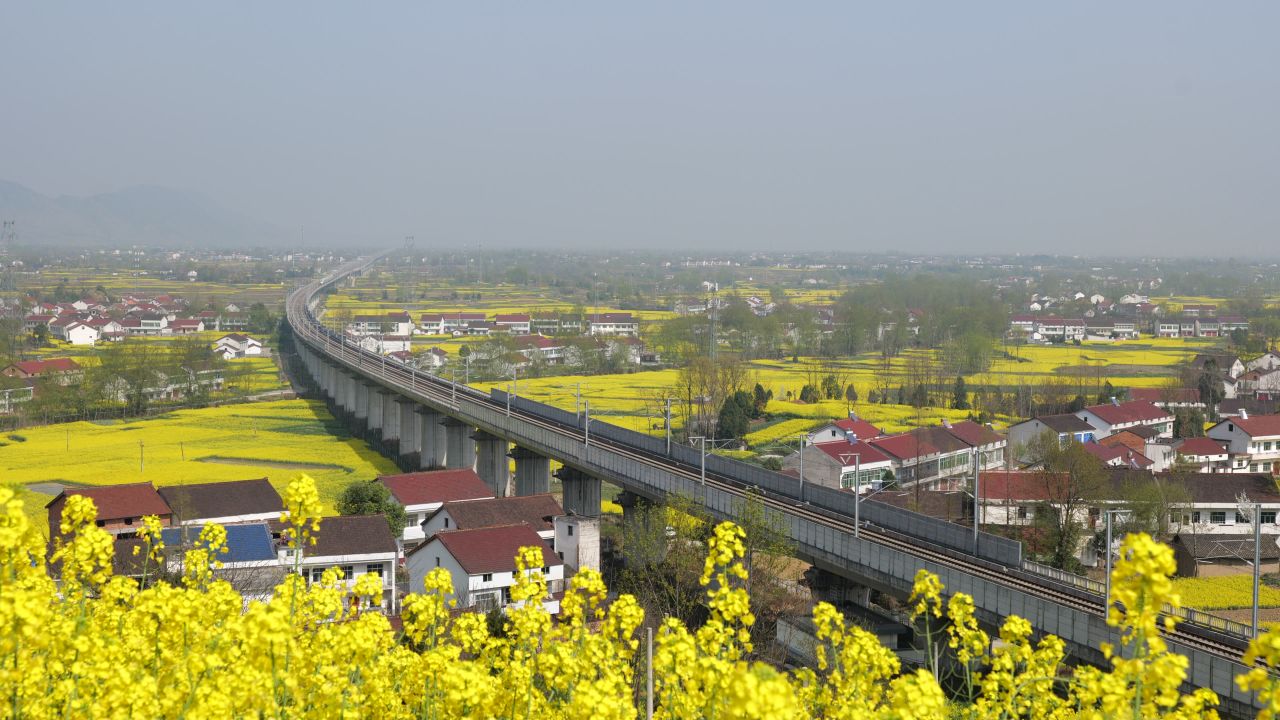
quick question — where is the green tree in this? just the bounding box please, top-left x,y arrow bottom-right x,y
844,384 -> 858,404
751,383 -> 771,417
717,391 -> 752,440
798,384 -> 820,404
337,480 -> 406,533
952,376 -> 969,410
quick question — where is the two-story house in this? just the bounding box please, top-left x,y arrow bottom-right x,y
47,483 -> 173,539
1208,413 -> 1280,474
406,524 -> 564,614
805,415 -> 884,445
586,313 -> 638,336
781,438 -> 895,492
421,494 -> 564,543
1075,400 -> 1174,440
377,469 -> 495,547
278,515 -> 400,610
493,314 -> 532,334
1007,414 -> 1098,464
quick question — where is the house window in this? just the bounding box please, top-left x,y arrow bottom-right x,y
1017,506 -> 1028,520
1236,512 -> 1247,524
340,565 -> 354,579
405,515 -> 417,528
567,525 -> 574,537
444,517 -> 450,528
366,563 -> 384,579
1191,512 -> 1201,523
1210,512 -> 1227,524
481,573 -> 492,582
1264,512 -> 1277,524
310,568 -> 326,583
542,566 -> 549,574
1251,464 -> 1259,473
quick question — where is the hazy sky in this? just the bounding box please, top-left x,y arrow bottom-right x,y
2,3 -> 1277,254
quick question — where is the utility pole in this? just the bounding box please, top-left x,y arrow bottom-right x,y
584,401 -> 591,447
796,433 -> 806,501
665,397 -> 672,455
1255,502 -> 1262,637
853,453 -> 861,537
139,440 -> 145,473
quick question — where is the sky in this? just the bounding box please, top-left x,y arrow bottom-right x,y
1,3 -> 1277,255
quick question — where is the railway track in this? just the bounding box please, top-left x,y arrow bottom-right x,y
286,256 -> 1254,668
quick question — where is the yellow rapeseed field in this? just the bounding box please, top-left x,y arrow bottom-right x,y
2,399 -> 398,519
1172,575 -> 1280,610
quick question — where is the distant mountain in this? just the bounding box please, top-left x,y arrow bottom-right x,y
0,180 -> 290,248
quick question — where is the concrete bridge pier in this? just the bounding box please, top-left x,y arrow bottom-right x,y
366,384 -> 385,446
418,408 -> 446,469
617,490 -> 666,566
474,431 -> 510,496
511,447 -> 551,496
443,418 -> 475,470
396,399 -> 419,471
341,371 -> 359,425
351,381 -> 370,437
557,466 -> 602,517
379,389 -> 399,457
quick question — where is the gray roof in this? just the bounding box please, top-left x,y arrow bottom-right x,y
430,494 -> 563,532
1173,533 -> 1280,561
1034,414 -> 1096,433
157,479 -> 282,522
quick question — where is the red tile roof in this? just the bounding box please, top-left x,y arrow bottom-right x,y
429,524 -> 560,575
1231,415 -> 1280,438
9,358 -> 82,375
378,470 -> 494,507
1080,400 -> 1171,426
434,494 -> 563,532
1128,387 -> 1202,404
50,483 -> 171,520
979,471 -> 1070,502
494,313 -> 530,323
1082,442 -> 1153,468
942,420 -> 1004,447
869,433 -> 939,460
812,439 -> 892,466
831,418 -> 883,439
1174,437 -> 1228,457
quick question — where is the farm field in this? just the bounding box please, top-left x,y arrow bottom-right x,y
17,270 -> 291,305
473,338 -> 1219,440
324,290 -> 677,321
2,399 -> 398,523
1172,575 -> 1280,610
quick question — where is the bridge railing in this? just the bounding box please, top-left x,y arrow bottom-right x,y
1021,559 -> 1256,638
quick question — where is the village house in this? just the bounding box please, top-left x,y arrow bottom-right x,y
2,357 -> 84,384
157,523 -> 284,600
493,313 -> 532,334
1074,399 -> 1174,440
1171,534 -> 1280,578
1170,437 -> 1232,473
1238,369 -> 1280,400
406,524 -> 564,614
586,312 -> 638,336
156,478 -> 283,527
1006,414 -> 1098,461
1246,351 -> 1280,374
377,469 -> 495,547
418,312 -> 486,335
47,483 -> 174,539
277,515 -> 400,610
168,318 -> 205,335
781,438 -> 894,492
421,494 -> 564,542
805,415 -> 884,444
349,312 -> 414,337
213,333 -> 264,359
1126,387 -> 1205,410
355,334 -> 412,355
1208,412 -> 1280,474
